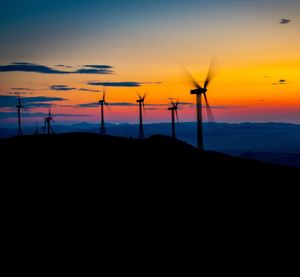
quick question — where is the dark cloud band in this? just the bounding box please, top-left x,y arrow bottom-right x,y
87,81 -> 141,87
0,62 -> 114,75
0,95 -> 66,108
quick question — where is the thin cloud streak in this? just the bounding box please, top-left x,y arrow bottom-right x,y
87,82 -> 142,87
0,95 -> 66,108
0,112 -> 90,119
49,85 -> 74,91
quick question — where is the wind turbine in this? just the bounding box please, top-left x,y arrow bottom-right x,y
168,99 -> 179,139
16,95 -> 24,136
99,88 -> 108,135
186,63 -> 215,150
44,109 -> 54,135
136,93 -> 146,139
34,122 -> 39,135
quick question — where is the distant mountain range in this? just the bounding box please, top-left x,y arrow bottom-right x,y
1,121 -> 300,167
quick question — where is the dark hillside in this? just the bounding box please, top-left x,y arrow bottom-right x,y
1,133 -> 299,259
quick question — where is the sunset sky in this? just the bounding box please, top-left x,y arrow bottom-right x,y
0,0 -> 299,127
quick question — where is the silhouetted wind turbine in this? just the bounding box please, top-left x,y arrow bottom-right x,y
136,93 -> 146,139
34,122 -> 39,135
44,109 -> 54,135
16,95 -> 24,136
185,63 -> 215,150
99,88 -> 108,135
168,99 -> 179,139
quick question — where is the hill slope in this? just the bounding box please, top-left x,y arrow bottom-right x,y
1,133 -> 299,253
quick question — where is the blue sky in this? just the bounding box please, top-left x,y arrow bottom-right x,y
1,0 -> 298,63
1,0 -> 300,126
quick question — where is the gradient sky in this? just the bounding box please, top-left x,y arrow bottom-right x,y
0,0 -> 300,127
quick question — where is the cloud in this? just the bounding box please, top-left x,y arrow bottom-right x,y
77,102 -> 189,108
2,91 -> 33,96
280,18 -> 291,24
87,81 -> 142,87
50,113 -> 90,117
75,68 -> 113,74
0,95 -> 66,108
56,64 -> 72,68
49,85 -> 75,91
11,88 -> 33,91
207,105 -> 245,109
77,102 -> 99,108
84,65 -> 113,69
141,81 -> 162,85
109,102 -> 137,106
144,107 -> 160,111
177,102 -> 194,105
49,85 -> 102,92
77,102 -> 138,108
78,88 -> 103,92
0,112 -> 90,119
273,79 -> 287,85
0,62 -> 71,74
77,102 -> 195,109
87,81 -> 162,87
0,62 -> 114,75
0,112 -> 47,119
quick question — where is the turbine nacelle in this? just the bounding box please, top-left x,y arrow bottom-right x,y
45,109 -> 53,122
99,88 -> 107,104
16,96 -> 23,109
190,88 -> 207,95
137,94 -> 146,103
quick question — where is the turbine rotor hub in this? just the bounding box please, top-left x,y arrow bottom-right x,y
190,88 -> 207,95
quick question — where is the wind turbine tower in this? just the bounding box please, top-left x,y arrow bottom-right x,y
44,109 -> 54,135
99,88 -> 108,135
16,95 -> 23,136
168,99 -> 179,139
187,64 -> 215,150
136,93 -> 146,139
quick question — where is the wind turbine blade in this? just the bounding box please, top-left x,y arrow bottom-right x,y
142,92 -> 146,110
136,90 -> 142,100
203,93 -> 215,122
175,109 -> 179,122
204,59 -> 216,89
169,98 -> 175,108
105,102 -> 111,112
182,65 -> 202,89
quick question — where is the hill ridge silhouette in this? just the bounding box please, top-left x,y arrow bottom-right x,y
1,132 -> 299,250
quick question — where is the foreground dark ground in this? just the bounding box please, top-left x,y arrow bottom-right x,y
2,133 -> 300,265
